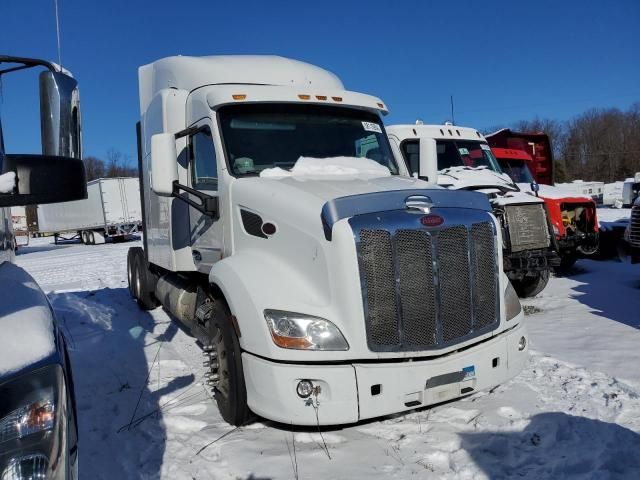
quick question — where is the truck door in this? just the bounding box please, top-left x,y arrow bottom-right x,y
187,122 -> 223,273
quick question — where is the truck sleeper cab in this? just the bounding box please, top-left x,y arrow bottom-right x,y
128,55 -> 528,426
387,124 -> 560,298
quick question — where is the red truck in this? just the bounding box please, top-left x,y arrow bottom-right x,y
486,129 -> 599,268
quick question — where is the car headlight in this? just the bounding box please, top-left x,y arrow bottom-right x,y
505,281 -> 522,321
264,310 -> 349,351
0,364 -> 68,480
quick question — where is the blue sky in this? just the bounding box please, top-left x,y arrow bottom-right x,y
1,0 -> 638,164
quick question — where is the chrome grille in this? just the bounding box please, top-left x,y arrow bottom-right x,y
505,204 -> 550,252
438,226 -> 473,342
359,229 -> 400,346
630,205 -> 640,247
396,230 -> 437,346
355,216 -> 499,352
472,222 -> 498,329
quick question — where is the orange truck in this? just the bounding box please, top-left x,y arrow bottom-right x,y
486,129 -> 599,268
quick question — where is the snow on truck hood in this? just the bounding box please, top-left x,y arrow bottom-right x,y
438,166 -> 544,205
0,262 -> 56,378
260,156 -> 392,179
438,166 -> 515,190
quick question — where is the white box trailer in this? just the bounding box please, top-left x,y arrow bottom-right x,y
37,177 -> 141,244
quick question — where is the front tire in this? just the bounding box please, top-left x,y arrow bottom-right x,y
511,269 -> 550,298
206,299 -> 250,426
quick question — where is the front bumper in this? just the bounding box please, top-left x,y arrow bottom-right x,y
504,249 -> 560,277
242,320 -> 528,425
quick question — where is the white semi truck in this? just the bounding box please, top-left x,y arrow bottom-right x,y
37,177 -> 141,244
387,124 -> 560,298
128,55 -> 528,426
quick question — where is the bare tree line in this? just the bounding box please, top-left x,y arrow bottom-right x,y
486,102 -> 640,183
84,148 -> 137,181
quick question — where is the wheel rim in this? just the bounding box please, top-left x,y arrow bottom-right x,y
213,329 -> 231,400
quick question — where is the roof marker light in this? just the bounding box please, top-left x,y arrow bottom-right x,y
332,96 -> 343,102
377,102 -> 385,108
232,94 -> 246,100
298,94 -> 311,100
315,95 -> 327,100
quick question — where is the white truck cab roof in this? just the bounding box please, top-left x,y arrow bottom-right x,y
387,124 -> 485,143
139,55 -> 388,115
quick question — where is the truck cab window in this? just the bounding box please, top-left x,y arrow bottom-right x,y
218,104 -> 398,176
436,140 -> 502,172
190,127 -> 217,188
400,140 -> 420,175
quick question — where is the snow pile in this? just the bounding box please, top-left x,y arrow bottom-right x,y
439,166 -> 515,189
14,238 -> 640,478
0,171 -> 16,193
0,262 -> 55,376
260,156 -> 391,178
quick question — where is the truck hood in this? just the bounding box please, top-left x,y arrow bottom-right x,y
233,173 -> 439,216
0,262 -> 56,378
516,183 -> 594,203
437,167 -> 544,206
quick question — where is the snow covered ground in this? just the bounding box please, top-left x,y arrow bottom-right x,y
15,237 -> 640,479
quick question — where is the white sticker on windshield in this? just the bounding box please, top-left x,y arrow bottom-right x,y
458,147 -> 470,155
481,143 -> 492,151
362,121 -> 382,133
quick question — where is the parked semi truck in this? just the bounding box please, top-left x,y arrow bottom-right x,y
387,124 -> 559,297
622,174 -> 640,207
37,177 -> 141,244
127,55 -> 528,426
0,55 -> 85,480
622,197 -> 640,263
486,129 -> 599,268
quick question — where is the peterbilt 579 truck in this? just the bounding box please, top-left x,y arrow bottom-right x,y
387,124 -> 559,298
0,55 -> 85,480
486,129 -> 599,268
127,55 -> 528,427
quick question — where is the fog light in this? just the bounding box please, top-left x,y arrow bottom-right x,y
518,336 -> 527,351
2,454 -> 48,480
296,380 -> 314,398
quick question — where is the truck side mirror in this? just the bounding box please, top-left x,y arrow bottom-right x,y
151,133 -> 178,196
418,137 -> 439,185
39,71 -> 82,159
0,154 -> 87,207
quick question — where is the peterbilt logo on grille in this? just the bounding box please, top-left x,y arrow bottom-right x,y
421,214 -> 444,227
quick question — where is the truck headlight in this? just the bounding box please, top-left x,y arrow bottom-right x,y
505,281 -> 522,321
0,364 -> 68,480
264,310 -> 349,351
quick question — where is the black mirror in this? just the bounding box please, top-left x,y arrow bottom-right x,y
0,154 -> 86,207
39,70 -> 82,158
530,181 -> 540,197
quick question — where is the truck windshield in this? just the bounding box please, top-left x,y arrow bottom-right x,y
498,159 -> 535,184
218,104 -> 398,176
436,140 -> 502,172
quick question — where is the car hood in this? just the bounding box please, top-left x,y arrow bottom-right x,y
0,262 -> 56,379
